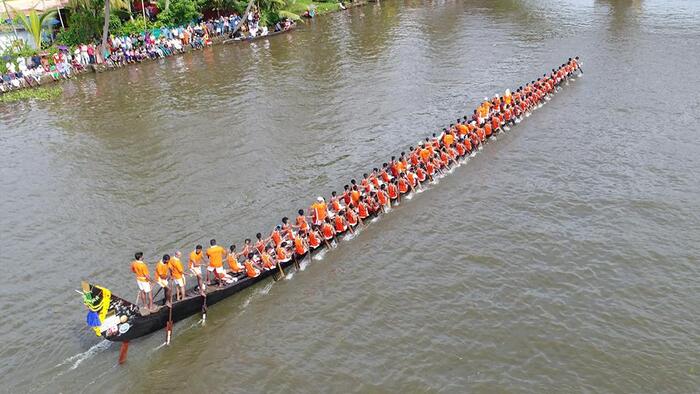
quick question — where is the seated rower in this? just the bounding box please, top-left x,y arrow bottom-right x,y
295,210 -> 310,233
276,242 -> 292,263
387,180 -> 399,203
350,185 -> 362,206
345,204 -> 360,227
240,238 -> 253,259
228,244 -> 244,275
377,185 -> 390,210
244,253 -> 261,278
357,198 -> 369,221
293,231 -> 308,259
255,232 -> 268,254
334,210 -> 349,234
169,251 -> 186,301
270,226 -> 282,247
307,227 -> 322,251
330,191 -> 343,214
321,218 -> 336,244
260,249 -> 277,271
281,216 -> 294,239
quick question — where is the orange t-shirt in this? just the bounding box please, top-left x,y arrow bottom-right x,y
206,245 -> 225,268
155,260 -> 169,280
131,260 -> 149,282
244,261 -> 258,278
169,257 -> 184,279
443,133 -> 454,146
189,250 -> 203,268
228,254 -> 243,272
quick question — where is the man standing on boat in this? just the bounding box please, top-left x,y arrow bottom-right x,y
131,252 -> 154,310
155,255 -> 172,306
206,239 -> 226,288
169,251 -> 186,301
189,245 -> 205,294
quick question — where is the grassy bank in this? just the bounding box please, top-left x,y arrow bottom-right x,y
285,0 -> 342,16
0,85 -> 63,104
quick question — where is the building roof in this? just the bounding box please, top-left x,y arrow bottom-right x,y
4,0 -> 70,15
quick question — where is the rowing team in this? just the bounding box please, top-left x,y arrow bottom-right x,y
129,57 -> 582,311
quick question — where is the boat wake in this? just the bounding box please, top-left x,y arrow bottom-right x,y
313,248 -> 327,260
55,340 -> 112,371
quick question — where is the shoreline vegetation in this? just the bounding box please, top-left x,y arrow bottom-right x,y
0,0 -> 368,104
0,85 -> 62,103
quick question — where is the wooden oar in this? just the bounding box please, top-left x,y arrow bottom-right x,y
166,303 -> 173,345
201,293 -> 207,325
292,253 -> 300,270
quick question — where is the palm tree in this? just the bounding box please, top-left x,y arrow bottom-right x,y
10,7 -> 57,48
100,0 -> 129,54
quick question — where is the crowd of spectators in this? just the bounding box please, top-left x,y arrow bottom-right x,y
1,12 -> 294,93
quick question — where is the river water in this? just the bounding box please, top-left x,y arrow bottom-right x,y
1,0 -> 700,392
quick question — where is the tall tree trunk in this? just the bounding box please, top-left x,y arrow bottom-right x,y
127,0 -> 134,21
231,0 -> 254,35
101,0 -> 110,50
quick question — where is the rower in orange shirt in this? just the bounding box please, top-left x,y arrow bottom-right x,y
320,218 -> 336,246
155,255 -> 171,305
206,239 -> 226,288
295,209 -> 310,233
244,253 -> 260,278
131,252 -> 153,310
293,231 -> 308,258
169,251 -> 186,301
307,227 -> 322,250
227,245 -> 244,274
276,242 -> 291,263
260,249 -> 276,270
188,245 -> 205,293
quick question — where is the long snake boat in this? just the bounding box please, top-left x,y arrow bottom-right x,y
81,59 -> 582,348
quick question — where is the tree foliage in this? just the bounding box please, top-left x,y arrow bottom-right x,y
156,0 -> 201,26
10,8 -> 56,48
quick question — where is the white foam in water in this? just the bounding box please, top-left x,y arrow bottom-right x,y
470,152 -> 477,157
504,126 -> 511,131
370,217 -> 380,223
259,282 -> 273,295
406,192 -> 414,200
313,248 -> 327,260
343,232 -> 356,241
56,340 -> 112,371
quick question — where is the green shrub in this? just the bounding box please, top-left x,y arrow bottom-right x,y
156,0 -> 201,26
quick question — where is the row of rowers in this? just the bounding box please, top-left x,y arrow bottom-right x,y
129,57 -> 582,310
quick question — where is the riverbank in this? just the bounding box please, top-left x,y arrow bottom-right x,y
0,1 -> 368,102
